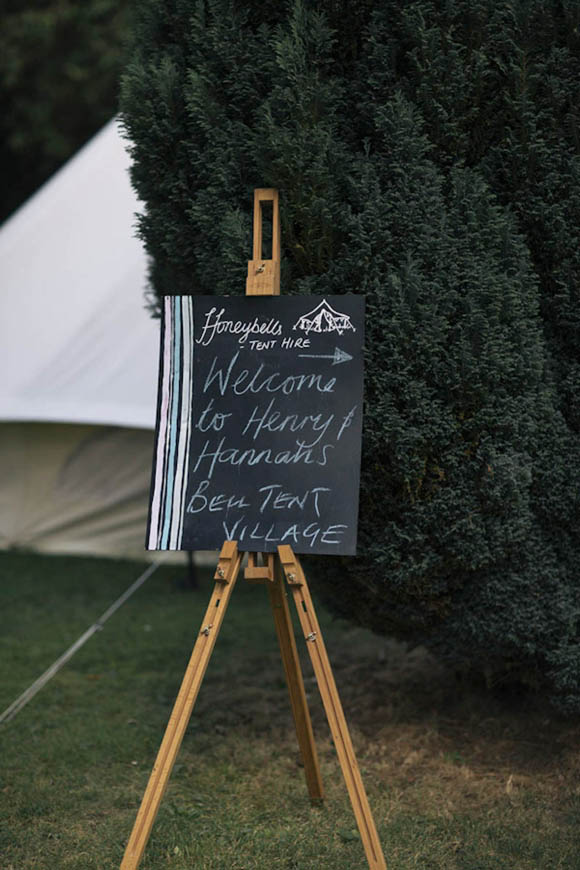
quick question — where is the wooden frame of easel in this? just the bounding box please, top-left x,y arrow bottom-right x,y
120,190 -> 387,870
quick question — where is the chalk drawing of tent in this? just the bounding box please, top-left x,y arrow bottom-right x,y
293,299 -> 356,335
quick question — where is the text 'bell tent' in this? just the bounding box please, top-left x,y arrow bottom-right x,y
0,120 -> 160,559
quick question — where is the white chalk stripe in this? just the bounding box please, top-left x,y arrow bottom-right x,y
170,296 -> 194,548
148,297 -> 174,548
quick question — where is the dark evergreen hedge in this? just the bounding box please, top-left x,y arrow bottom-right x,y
121,0 -> 580,712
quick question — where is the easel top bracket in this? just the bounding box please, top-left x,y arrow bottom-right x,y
244,189 -> 280,580
246,188 -> 280,296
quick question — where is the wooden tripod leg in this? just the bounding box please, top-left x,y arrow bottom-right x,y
121,542 -> 243,870
267,561 -> 324,802
278,546 -> 387,870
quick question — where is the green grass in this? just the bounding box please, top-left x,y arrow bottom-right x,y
1,551 -> 579,869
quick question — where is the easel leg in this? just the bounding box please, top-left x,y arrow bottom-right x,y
278,546 -> 387,870
121,542 -> 243,870
267,561 -> 324,802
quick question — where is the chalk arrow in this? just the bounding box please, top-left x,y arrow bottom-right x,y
299,347 -> 353,365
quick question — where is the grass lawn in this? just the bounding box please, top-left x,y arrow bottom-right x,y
0,550 -> 579,869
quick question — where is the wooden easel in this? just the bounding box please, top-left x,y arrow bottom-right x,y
121,190 -> 387,870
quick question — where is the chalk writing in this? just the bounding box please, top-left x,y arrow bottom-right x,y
203,352 -> 337,397
197,306 -> 283,347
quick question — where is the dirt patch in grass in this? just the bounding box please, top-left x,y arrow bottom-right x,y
302,624 -> 580,810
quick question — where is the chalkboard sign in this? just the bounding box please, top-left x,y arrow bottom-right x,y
147,295 -> 365,555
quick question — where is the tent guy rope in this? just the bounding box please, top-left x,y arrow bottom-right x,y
0,560 -> 162,725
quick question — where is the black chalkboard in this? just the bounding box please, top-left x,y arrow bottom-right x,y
147,295 -> 365,555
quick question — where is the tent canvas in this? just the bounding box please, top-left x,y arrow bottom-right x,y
0,120 -> 162,559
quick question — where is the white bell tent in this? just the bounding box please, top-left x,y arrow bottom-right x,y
0,120 -> 161,559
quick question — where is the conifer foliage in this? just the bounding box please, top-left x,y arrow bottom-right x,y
121,1 -> 580,711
